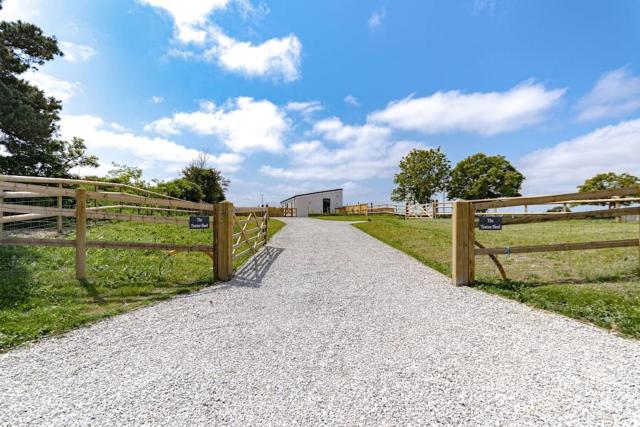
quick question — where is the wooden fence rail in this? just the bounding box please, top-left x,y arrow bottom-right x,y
267,207 -> 296,217
452,186 -> 640,286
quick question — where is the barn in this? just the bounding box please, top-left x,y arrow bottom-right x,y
280,189 -> 343,217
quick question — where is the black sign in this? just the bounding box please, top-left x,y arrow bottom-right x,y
189,216 -> 210,229
478,216 -> 502,231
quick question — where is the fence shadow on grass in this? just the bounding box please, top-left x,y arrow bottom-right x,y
78,279 -> 107,305
474,270 -> 640,292
0,246 -> 37,309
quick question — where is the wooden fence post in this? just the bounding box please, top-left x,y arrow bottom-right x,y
57,183 -> 63,234
75,188 -> 87,281
0,189 -> 4,238
264,208 -> 269,245
452,201 -> 475,286
214,201 -> 233,281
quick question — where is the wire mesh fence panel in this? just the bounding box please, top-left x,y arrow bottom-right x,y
85,221 -> 214,287
475,219 -> 639,283
0,177 -> 217,289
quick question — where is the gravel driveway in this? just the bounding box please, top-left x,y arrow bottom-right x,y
1,218 -> 640,425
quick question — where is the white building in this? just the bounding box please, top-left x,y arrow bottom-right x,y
280,189 -> 343,217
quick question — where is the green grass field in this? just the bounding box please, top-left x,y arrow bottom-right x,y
317,214 -> 640,338
0,219 -> 285,350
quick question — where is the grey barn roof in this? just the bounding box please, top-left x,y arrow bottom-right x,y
280,188 -> 342,204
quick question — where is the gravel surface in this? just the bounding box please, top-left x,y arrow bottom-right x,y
1,218 -> 640,425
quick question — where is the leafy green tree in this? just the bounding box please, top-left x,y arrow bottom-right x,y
577,172 -> 639,207
448,153 -> 524,200
391,148 -> 451,203
578,172 -> 639,192
0,0 -> 98,177
155,178 -> 204,202
181,154 -> 229,203
94,155 -> 229,203
106,163 -> 146,187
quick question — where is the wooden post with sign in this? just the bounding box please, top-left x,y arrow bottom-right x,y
214,201 -> 234,281
452,200 -> 475,286
75,188 -> 87,281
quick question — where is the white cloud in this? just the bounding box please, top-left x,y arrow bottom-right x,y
109,122 -> 127,132
519,118 -> 640,195
145,97 -> 289,153
576,67 -> 640,122
139,0 -> 302,81
0,0 -> 42,21
261,118 -> 425,181
369,81 -> 565,136
61,114 -> 242,178
344,95 -> 360,106
368,8 -> 386,29
205,30 -> 301,81
23,71 -> 80,102
150,96 -> 165,104
313,117 -> 392,144
138,0 -> 230,44
59,41 -> 96,62
285,101 -> 322,117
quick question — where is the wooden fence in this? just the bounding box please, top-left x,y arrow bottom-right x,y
333,201 -> 453,218
0,175 -> 269,282
267,207 -> 297,217
335,203 -> 369,215
368,205 -> 397,215
451,186 -> 640,285
405,201 -> 453,219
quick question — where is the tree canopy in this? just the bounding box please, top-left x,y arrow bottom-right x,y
87,155 -> 230,203
577,172 -> 639,207
447,153 -> 524,200
180,153 -> 229,203
578,172 -> 639,193
391,148 -> 450,204
154,178 -> 204,202
0,0 -> 98,177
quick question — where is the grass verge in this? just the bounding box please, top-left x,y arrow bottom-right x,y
313,214 -> 640,338
0,219 -> 284,351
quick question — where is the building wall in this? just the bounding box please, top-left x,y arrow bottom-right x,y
282,190 -> 343,217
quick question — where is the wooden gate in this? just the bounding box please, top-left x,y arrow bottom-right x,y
232,208 -> 268,262
405,203 -> 434,218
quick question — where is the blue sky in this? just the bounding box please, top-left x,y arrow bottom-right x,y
1,0 -> 639,205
